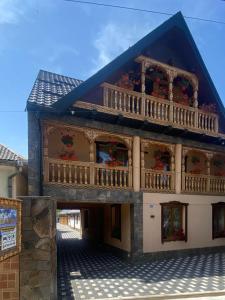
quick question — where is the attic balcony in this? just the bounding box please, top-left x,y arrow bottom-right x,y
101,82 -> 218,135
75,56 -> 219,136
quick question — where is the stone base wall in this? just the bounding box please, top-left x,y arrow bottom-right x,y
0,254 -> 19,300
19,196 -> 57,300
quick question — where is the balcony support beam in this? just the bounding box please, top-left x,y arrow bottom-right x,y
175,144 -> 182,194
133,136 -> 141,192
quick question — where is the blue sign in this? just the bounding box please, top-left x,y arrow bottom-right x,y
0,208 -> 17,251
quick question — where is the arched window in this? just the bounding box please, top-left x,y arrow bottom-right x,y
173,76 -> 193,106
145,66 -> 168,99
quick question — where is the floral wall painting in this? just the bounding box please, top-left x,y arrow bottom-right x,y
173,76 -> 193,106
96,141 -> 128,167
59,132 -> 78,161
211,155 -> 225,176
185,151 -> 207,174
145,66 -> 168,99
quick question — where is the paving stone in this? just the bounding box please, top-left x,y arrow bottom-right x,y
57,224 -> 225,300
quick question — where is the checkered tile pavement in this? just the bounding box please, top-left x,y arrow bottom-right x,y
57,224 -> 225,299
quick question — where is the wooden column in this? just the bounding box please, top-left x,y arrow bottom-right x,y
206,153 -> 212,193
89,139 -> 95,185
141,60 -> 146,117
181,148 -> 187,192
133,136 -> 141,192
175,144 -> 182,194
193,86 -> 199,128
168,71 -> 174,123
141,142 -> 145,189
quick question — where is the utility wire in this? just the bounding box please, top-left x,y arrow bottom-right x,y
64,0 -> 225,25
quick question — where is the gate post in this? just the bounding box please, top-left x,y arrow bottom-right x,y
19,196 -> 57,300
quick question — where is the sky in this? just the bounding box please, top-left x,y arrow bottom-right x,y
0,0 -> 225,158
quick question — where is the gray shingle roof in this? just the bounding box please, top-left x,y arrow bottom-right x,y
0,144 -> 25,162
27,70 -> 83,107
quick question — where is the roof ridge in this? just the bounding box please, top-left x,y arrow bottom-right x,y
39,69 -> 84,83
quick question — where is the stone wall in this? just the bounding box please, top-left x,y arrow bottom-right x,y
19,196 -> 57,300
0,254 -> 19,300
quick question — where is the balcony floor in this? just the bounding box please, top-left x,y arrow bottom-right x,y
57,224 -> 225,300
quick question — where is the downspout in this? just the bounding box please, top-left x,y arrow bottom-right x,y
8,164 -> 23,198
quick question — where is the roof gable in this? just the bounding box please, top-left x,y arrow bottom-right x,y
50,12 -> 224,121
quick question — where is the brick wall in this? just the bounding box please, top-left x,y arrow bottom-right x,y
0,254 -> 19,300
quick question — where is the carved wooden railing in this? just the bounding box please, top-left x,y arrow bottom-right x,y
103,83 -> 142,115
210,176 -> 225,194
45,158 -> 132,189
102,83 -> 219,134
182,173 -> 225,194
47,158 -> 91,185
95,164 -> 131,188
183,173 -> 208,193
143,169 -> 175,192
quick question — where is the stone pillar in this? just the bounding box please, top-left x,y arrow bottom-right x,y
19,196 -> 57,300
175,144 -> 182,194
28,112 -> 42,196
130,197 -> 143,260
133,136 -> 140,192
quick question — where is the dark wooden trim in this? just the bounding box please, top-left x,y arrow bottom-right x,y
212,202 -> 225,239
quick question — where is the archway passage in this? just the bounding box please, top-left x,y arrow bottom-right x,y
57,201 -> 132,299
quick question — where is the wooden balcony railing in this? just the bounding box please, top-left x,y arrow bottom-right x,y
102,83 -> 219,134
182,173 -> 225,195
95,164 -> 131,188
143,169 -> 175,192
45,158 -> 132,189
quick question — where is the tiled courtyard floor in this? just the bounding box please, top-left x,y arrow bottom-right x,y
57,224 -> 225,300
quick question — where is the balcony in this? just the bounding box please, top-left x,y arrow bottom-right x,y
43,122 -> 225,195
45,158 -> 132,189
101,82 -> 219,134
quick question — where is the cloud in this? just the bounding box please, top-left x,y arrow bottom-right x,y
91,20 -> 159,75
0,0 -> 24,24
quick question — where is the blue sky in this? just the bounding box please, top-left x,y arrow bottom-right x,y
0,0 -> 225,158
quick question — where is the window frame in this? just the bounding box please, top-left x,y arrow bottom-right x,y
212,202 -> 225,239
160,201 -> 188,243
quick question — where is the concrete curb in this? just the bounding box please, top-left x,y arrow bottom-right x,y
99,290 -> 225,300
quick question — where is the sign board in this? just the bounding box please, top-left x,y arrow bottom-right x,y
0,198 -> 21,261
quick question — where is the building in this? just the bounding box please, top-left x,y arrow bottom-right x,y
26,12 -> 225,259
0,144 -> 27,198
58,209 -> 81,232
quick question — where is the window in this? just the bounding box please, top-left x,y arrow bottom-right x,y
96,141 -> 128,167
212,203 -> 225,239
161,202 -> 188,243
111,204 -> 121,240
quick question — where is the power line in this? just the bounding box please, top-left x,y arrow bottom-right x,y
64,0 -> 225,25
